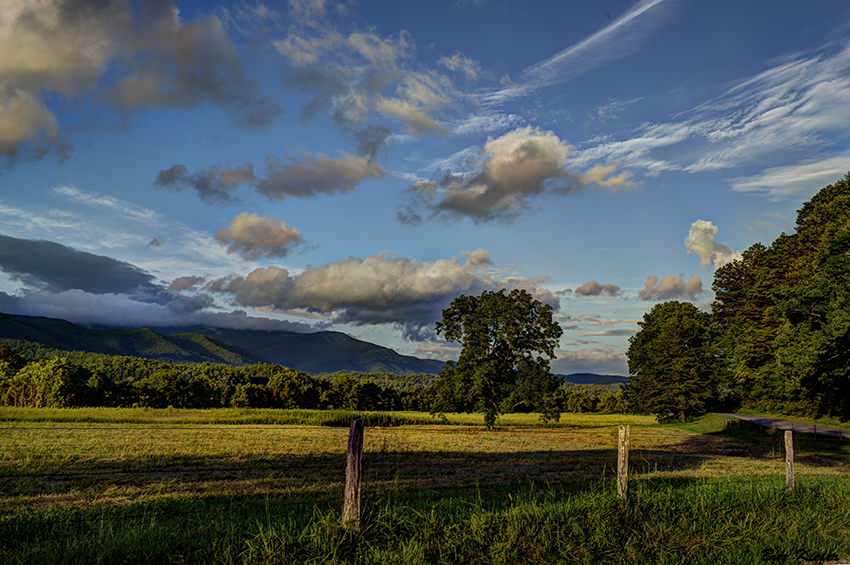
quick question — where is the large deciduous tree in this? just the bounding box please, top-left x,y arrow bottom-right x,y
624,301 -> 728,423
430,289 -> 563,429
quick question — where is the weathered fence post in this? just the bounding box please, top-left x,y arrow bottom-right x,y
785,429 -> 795,494
343,418 -> 364,530
617,424 -> 630,501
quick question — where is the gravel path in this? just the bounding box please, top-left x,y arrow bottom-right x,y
719,413 -> 850,439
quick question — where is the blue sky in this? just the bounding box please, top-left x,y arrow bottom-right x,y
2,0 -> 850,375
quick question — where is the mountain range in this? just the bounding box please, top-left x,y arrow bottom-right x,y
0,312 -> 627,384
0,312 -> 443,374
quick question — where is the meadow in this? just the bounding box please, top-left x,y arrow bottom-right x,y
1,408 -> 849,564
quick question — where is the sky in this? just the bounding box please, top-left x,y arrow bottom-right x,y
2,0 -> 850,375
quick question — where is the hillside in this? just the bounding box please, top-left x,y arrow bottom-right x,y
0,313 -> 262,365
0,312 -> 444,374
151,326 -> 445,374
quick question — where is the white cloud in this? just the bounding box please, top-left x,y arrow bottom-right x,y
482,0 -> 669,105
53,186 -> 161,224
439,52 -> 482,81
685,220 -> 742,270
574,41 -> 850,181
730,157 -> 850,201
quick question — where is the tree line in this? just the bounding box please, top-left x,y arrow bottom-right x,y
0,340 -> 623,415
624,174 -> 850,422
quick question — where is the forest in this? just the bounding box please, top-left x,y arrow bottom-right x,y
0,339 -> 621,415
624,174 -> 850,422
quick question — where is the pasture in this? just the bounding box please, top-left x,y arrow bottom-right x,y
1,408 -> 849,564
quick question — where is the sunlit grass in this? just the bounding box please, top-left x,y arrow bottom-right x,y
1,409 -> 849,563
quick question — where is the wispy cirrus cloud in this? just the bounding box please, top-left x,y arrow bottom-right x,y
482,0 -> 669,105
730,156 -> 850,201
573,41 -> 850,182
53,186 -> 161,223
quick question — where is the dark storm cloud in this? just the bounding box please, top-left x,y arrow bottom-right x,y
0,234 -> 159,295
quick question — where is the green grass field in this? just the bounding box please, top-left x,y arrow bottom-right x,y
1,408 -> 849,564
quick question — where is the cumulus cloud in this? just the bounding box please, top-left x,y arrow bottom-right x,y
207,251 -> 558,340
685,220 -> 742,270
638,274 -> 703,301
0,0 -> 274,167
402,126 -> 635,223
0,234 -> 159,295
215,212 -> 304,260
574,281 -> 621,297
155,153 -> 386,203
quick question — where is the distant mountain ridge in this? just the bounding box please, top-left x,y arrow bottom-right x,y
0,312 -> 443,374
0,313 -> 263,365
560,373 -> 629,385
152,325 -> 444,374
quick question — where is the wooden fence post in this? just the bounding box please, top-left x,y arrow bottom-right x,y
343,418 -> 364,530
785,430 -> 795,494
618,424 -> 630,501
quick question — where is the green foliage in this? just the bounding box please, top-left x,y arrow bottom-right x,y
625,301 -> 729,423
0,357 -> 80,408
0,342 -> 414,412
431,289 -> 563,428
712,173 -> 850,419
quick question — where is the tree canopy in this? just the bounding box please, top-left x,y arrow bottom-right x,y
431,288 -> 563,428
712,173 -> 850,418
624,301 -> 728,423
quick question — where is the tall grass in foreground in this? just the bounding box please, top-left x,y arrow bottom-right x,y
3,478 -> 849,564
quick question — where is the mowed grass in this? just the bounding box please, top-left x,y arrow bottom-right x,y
1,408 -> 849,564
